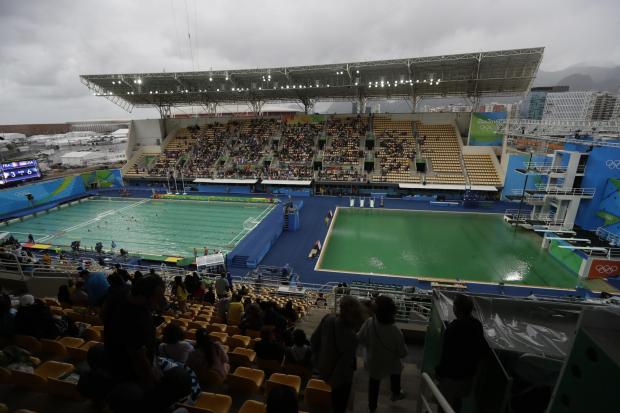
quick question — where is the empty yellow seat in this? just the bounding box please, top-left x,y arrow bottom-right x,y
48,377 -> 82,399
228,347 -> 256,367
15,334 -> 42,354
238,400 -> 266,413
184,392 -> 232,413
207,323 -> 227,333
228,334 -> 251,349
209,332 -> 228,344
227,367 -> 264,394
266,373 -> 301,395
305,378 -> 332,408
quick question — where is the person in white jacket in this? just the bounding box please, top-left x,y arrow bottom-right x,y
358,295 -> 408,412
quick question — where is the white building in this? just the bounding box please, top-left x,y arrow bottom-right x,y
542,91 -> 619,121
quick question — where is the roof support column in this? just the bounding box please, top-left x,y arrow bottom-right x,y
249,100 -> 264,115
356,96 -> 367,114
300,97 -> 315,114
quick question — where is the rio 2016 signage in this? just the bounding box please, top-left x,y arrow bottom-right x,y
468,112 -> 506,146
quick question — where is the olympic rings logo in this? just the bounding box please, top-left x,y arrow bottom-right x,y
605,160 -> 620,169
595,264 -> 618,274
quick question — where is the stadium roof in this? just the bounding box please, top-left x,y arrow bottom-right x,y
80,47 -> 544,114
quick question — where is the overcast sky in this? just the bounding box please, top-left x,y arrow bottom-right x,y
1,0 -> 619,124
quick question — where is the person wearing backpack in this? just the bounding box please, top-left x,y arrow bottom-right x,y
358,295 -> 408,412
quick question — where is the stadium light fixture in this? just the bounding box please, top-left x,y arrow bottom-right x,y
209,77 -> 213,81
217,88 -> 220,92
356,70 -> 359,74
137,79 -> 142,85
232,87 -> 235,91
326,84 -> 330,87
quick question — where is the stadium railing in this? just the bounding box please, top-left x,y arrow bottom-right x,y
418,372 -> 455,413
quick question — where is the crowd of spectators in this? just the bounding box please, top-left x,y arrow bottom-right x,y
182,123 -> 236,178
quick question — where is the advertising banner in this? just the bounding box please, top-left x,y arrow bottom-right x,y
468,112 -> 506,146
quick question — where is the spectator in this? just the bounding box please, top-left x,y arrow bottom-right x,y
285,329 -> 312,368
57,284 -> 72,307
282,300 -> 298,323
14,295 -> 61,339
42,251 -> 52,267
0,294 -> 16,339
239,303 -> 263,334
81,269 -> 110,306
226,272 -> 234,290
227,293 -> 244,326
311,295 -> 363,413
203,286 -> 216,305
436,294 -> 489,413
159,323 -> 193,364
113,264 -> 131,283
186,328 -> 230,384
102,275 -> 192,413
217,293 -> 231,321
358,296 -> 408,412
266,384 -> 299,413
214,274 -> 229,298
71,279 -> 89,306
184,273 -> 197,296
173,275 -> 188,312
255,327 -> 285,363
192,280 -> 206,301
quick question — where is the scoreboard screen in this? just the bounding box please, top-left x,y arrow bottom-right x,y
0,160 -> 42,186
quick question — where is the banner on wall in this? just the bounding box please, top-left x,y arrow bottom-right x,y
80,169 -> 123,189
0,175 -> 86,216
468,112 -> 506,146
588,258 -> 620,279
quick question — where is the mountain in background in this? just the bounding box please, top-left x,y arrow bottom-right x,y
534,64 -> 620,92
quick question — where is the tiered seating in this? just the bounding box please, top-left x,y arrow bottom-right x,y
149,129 -> 195,176
124,151 -> 159,176
217,119 -> 280,178
417,122 -> 466,184
463,154 -> 502,186
372,117 -> 416,183
318,116 -> 368,182
271,122 -> 320,180
183,122 -> 237,178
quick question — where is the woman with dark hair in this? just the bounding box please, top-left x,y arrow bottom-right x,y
239,303 -> 263,334
266,384 -> 299,413
159,323 -> 193,364
186,328 -> 229,384
358,295 -> 408,412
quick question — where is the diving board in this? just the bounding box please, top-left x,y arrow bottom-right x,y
544,237 -> 591,243
558,246 -> 608,252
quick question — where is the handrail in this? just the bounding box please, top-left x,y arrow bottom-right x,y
418,372 -> 455,413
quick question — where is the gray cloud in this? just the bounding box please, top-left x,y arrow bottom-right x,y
1,0 -> 619,123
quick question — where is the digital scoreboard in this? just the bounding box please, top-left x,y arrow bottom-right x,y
0,160 -> 42,186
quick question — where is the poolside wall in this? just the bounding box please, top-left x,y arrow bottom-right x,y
227,203 -> 284,269
0,169 -> 123,219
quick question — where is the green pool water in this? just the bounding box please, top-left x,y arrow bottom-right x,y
317,207 -> 581,288
4,197 -> 274,257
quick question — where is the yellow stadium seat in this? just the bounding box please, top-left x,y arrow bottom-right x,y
209,332 -> 228,344
228,347 -> 256,367
82,327 -> 102,342
11,361 -> 74,392
0,366 -> 11,384
40,339 -> 68,359
183,392 -> 232,413
207,323 -> 228,333
227,334 -> 251,350
238,400 -> 266,413
266,373 -> 301,395
47,377 -> 82,399
15,334 -> 42,354
227,367 -> 264,395
305,378 -> 332,408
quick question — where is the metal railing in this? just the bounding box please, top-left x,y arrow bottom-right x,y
418,372 -> 455,413
0,251 -> 188,281
596,227 -> 620,247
